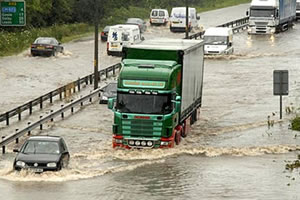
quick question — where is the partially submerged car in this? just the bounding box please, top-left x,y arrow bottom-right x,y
125,18 -> 147,33
13,136 -> 70,173
203,27 -> 234,55
31,37 -> 64,57
99,81 -> 117,104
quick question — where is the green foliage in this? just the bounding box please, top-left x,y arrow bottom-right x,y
291,116 -> 300,131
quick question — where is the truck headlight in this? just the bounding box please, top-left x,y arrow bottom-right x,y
147,141 -> 153,147
102,96 -> 108,100
115,139 -> 123,144
47,162 -> 57,168
16,161 -> 26,167
160,141 -> 169,146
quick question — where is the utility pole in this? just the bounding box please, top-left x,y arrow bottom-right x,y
94,0 -> 99,90
185,0 -> 189,39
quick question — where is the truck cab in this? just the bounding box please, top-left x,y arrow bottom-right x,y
169,7 -> 200,32
203,27 -> 233,55
107,24 -> 143,56
247,0 -> 297,34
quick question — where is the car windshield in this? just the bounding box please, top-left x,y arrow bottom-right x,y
204,36 -> 228,45
35,38 -> 55,44
126,19 -> 141,24
22,140 -> 60,154
116,92 -> 173,114
103,83 -> 117,96
250,8 -> 275,17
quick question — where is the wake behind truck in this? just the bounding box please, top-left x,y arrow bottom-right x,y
247,0 -> 297,34
108,39 -> 204,149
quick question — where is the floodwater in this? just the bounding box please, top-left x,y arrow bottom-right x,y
1,3 -> 300,200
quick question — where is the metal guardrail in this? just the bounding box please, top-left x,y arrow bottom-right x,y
217,17 -> 249,32
0,87 -> 102,153
188,16 -> 249,39
0,63 -> 121,126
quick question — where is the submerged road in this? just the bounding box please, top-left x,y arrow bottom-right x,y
1,3 -> 300,200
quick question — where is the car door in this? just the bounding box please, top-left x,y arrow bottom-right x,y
60,140 -> 70,167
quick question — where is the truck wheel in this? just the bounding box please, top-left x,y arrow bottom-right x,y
175,131 -> 181,145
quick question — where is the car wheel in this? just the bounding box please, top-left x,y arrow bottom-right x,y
31,52 -> 37,57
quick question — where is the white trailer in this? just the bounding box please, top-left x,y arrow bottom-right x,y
247,0 -> 297,34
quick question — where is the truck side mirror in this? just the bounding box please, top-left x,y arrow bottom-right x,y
196,14 -> 200,20
276,9 -> 279,18
108,98 -> 116,110
172,96 -> 181,112
246,10 -> 249,16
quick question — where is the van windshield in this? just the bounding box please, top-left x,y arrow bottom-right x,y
204,36 -> 228,45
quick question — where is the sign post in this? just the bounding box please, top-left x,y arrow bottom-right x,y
273,70 -> 289,119
0,0 -> 26,26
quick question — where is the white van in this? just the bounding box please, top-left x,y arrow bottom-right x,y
203,27 -> 234,55
150,9 -> 169,25
169,7 -> 199,32
107,24 -> 143,56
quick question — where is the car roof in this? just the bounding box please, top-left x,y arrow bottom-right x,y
36,37 -> 57,40
27,136 -> 62,142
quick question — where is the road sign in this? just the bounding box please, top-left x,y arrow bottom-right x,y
0,0 -> 26,26
273,70 -> 289,119
273,70 -> 288,96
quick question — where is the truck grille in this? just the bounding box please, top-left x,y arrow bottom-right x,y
122,119 -> 162,136
255,22 -> 268,26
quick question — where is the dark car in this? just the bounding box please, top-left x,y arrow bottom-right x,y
13,136 -> 70,173
31,37 -> 64,57
99,81 -> 117,104
125,18 -> 147,33
101,26 -> 110,42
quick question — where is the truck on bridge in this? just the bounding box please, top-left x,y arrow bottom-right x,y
108,39 -> 204,149
247,0 -> 297,34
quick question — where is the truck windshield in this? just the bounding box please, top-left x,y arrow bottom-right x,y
117,92 -> 173,114
250,9 -> 275,17
204,36 -> 228,45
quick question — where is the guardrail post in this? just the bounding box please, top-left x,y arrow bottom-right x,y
106,68 -> 108,79
89,92 -> 92,102
61,105 -> 64,119
5,112 -> 9,126
18,107 -> 21,121
50,110 -> 54,122
2,136 -> 5,154
71,100 -> 74,113
29,101 -> 32,115
77,79 -> 81,92
40,116 -> 43,130
28,122 -> 31,135
113,66 -> 115,75
15,129 -> 19,144
59,88 -> 63,100
85,76 -> 88,85
40,96 -> 43,109
50,92 -> 53,104
89,75 -> 93,84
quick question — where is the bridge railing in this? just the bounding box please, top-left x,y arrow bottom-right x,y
0,63 -> 121,126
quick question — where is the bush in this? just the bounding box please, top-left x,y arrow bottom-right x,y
291,116 -> 300,131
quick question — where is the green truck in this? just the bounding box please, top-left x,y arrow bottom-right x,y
108,39 -> 204,148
